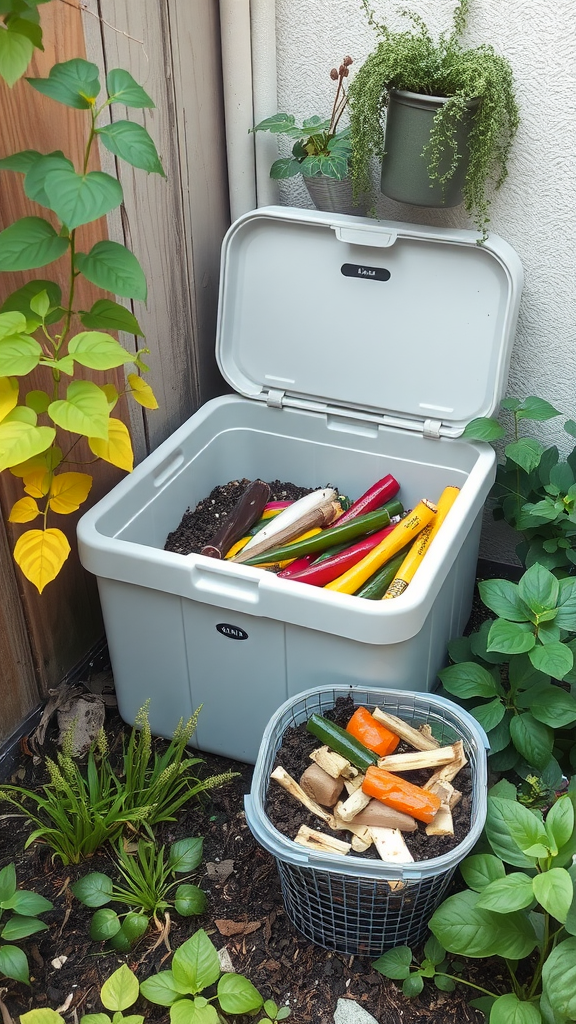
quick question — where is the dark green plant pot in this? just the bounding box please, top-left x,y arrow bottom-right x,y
380,89 -> 480,208
303,174 -> 367,216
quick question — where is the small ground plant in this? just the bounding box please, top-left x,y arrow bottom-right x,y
439,563 -> 576,787
0,862 -> 52,985
20,963 -> 142,1024
0,704 -> 238,864
374,783 -> 576,1023
72,836 -> 206,950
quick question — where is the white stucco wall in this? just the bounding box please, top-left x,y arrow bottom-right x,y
269,0 -> 576,560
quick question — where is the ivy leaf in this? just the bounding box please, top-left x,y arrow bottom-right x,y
27,58 -> 100,109
75,241 -> 147,301
97,121 -> 165,176
42,168 -> 123,229
79,299 -> 144,336
106,68 -> 154,108
0,217 -> 69,271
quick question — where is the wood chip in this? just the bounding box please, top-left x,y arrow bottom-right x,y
215,919 -> 262,936
423,740 -> 467,788
425,782 -> 457,837
294,824 -> 351,854
309,745 -> 358,779
335,787 -> 371,822
372,707 -> 440,750
377,744 -> 456,772
270,766 -> 332,823
329,804 -> 373,851
343,773 -> 365,795
368,827 -> 414,864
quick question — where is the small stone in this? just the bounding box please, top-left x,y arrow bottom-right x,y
333,997 -> 379,1024
218,947 -> 235,973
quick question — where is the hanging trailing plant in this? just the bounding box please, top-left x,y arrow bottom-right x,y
347,0 -> 519,238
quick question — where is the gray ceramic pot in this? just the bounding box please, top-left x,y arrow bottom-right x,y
303,174 -> 366,216
380,89 -> 480,208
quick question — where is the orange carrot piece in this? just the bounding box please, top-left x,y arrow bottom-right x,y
346,706 -> 400,757
362,765 -> 442,824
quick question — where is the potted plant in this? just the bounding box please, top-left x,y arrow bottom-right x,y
347,0 -> 519,238
251,57 -> 365,215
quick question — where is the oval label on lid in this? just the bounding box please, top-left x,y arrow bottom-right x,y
216,623 -> 249,641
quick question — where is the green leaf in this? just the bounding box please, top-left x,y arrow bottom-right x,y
469,996 -> 497,1017
556,578 -> 576,630
109,912 -> 149,950
139,971 -> 182,1006
518,564 -> 559,615
48,380 -> 110,440
0,421 -> 55,472
270,157 -> 302,179
1,914 -> 48,940
42,168 -> 123,230
423,935 -> 445,965
90,908 -> 121,941
471,619 -> 511,665
0,149 -> 42,173
487,619 -> 535,655
101,964 -> 140,1012
97,121 -> 165,176
517,396 -> 561,422
533,869 -> 573,923
486,711 -> 513,754
1,279 -> 63,326
25,390 -> 50,414
172,929 -> 220,995
24,153 -> 74,208
478,579 -> 531,621
218,974 -> 263,1014
71,872 -> 113,907
459,853 -> 506,892
27,58 -> 100,109
79,1016 -> 112,1024
169,836 -> 204,874
79,298 -> 144,336
0,863 -> 17,903
489,778 -> 519,800
402,974 -> 424,998
252,112 -> 296,133
5,405 -> 36,425
0,217 -> 69,271
438,661 -> 499,698
372,945 -> 412,979
20,1013 -> 69,1024
461,416 -> 505,441
493,795 -> 550,856
490,993 -> 542,1024
522,684 -> 576,728
447,635 -> 473,662
475,873 -> 535,913
75,241 -> 147,301
486,797 -> 542,867
0,331 -> 42,375
510,713 -> 553,770
0,943 -> 29,984
171,1000 -> 218,1024
434,975 -> 455,992
470,698 -> 505,732
5,16 -> 43,50
529,643 -> 573,681
542,937 -> 576,1017
5,889 -> 52,916
0,24 -> 34,87
29,289 -> 50,318
550,462 -> 575,492
429,889 -> 537,959
546,797 -> 575,853
106,68 -> 154,108
68,331 -> 133,370
506,438 -> 545,473
174,884 -> 207,917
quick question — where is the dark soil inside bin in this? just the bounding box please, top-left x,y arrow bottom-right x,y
267,696 -> 472,862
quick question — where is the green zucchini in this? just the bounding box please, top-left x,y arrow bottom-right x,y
355,548 -> 408,600
306,713 -> 378,770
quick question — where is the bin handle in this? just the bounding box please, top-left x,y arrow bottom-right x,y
190,559 -> 261,605
333,224 -> 398,248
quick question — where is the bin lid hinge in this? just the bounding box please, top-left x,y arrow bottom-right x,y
265,388 -> 286,409
423,418 -> 442,439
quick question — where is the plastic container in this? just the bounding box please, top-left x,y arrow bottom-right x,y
245,684 -> 489,955
77,207 -> 522,763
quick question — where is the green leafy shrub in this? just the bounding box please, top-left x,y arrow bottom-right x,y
374,783 -> 576,1023
0,704 -> 238,863
0,57 -> 162,591
439,563 -> 576,785
347,0 -> 519,237
0,0 -> 48,87
0,862 -> 53,985
72,836 -> 206,950
463,396 -> 576,574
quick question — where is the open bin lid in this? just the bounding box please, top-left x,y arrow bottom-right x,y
216,207 -> 523,438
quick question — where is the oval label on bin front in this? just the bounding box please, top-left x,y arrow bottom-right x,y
216,623 -> 249,641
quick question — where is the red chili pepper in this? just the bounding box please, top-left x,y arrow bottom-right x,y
277,554 -> 316,578
332,474 -> 400,529
278,523 -> 396,586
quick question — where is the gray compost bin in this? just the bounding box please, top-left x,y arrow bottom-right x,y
245,684 -> 489,955
77,208 -> 522,763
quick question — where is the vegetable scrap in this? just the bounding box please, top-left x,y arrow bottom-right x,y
270,703 -> 469,864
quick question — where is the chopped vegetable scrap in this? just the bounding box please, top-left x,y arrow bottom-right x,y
271,703 -> 468,863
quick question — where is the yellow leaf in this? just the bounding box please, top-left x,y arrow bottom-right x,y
0,376 -> 19,423
10,446 -> 63,478
23,468 -> 50,498
13,528 -> 71,593
127,372 -> 159,410
101,383 -> 119,410
9,497 -> 41,523
88,418 -> 133,473
48,472 -> 93,514
0,422 -> 55,473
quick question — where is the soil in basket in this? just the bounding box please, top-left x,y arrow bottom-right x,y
267,696 -> 472,861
